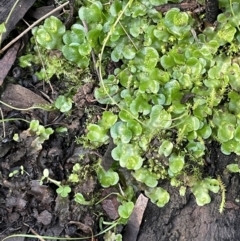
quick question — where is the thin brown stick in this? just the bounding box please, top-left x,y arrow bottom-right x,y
0,1 -> 69,54
0,107 -> 6,138
24,223 -> 46,241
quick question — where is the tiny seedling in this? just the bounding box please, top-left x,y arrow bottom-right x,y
41,169 -> 71,198
74,193 -> 93,205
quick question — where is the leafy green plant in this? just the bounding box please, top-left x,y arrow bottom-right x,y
145,187 -> 170,208
29,120 -> 54,148
78,0 -> 240,210
74,193 -> 93,205
191,178 -> 219,206
227,163 -> 240,173
54,95 -> 72,113
16,0 -> 240,214
33,16 -> 66,50
97,168 -> 119,188
41,169 -> 71,198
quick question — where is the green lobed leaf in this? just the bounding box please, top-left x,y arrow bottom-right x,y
110,0 -> 122,16
221,139 -> 240,155
54,95 -> 72,112
134,47 -> 159,71
100,111 -> 118,129
158,140 -> 173,157
63,24 -> 86,45
44,16 -> 65,35
118,201 -> 134,219
164,8 -> 191,37
98,169 -> 119,188
130,94 -> 152,116
169,153 -> 185,174
145,187 -> 170,208
148,105 -> 172,129
111,121 -> 133,143
132,168 -> 158,187
226,164 -> 240,173
87,124 -> 109,143
56,185 -> 71,198
78,2 -> 103,23
217,123 -> 235,143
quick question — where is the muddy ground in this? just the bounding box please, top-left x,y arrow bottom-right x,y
1,1 -> 240,241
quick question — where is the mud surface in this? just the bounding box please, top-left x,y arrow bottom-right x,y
138,148 -> 240,241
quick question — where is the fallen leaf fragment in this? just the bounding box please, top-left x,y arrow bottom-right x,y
0,41 -> 20,86
122,194 -> 149,241
0,83 -> 48,110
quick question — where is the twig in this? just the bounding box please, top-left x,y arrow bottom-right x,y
24,223 -> 46,241
0,107 -> 6,138
0,1 -> 69,54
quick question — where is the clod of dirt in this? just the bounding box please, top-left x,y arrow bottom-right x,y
6,195 -> 27,211
73,82 -> 95,108
101,197 -> 120,220
55,195 -> 70,227
36,210 -> 53,226
29,180 -> 54,205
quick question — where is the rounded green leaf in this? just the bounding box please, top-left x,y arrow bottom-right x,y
35,28 -> 58,49
217,23 -> 236,43
44,16 -> 65,35
158,140 -> 173,157
111,144 -> 122,161
169,153 -> 184,174
79,2 -> 103,23
228,91 -> 240,114
160,55 -> 175,69
130,94 -> 152,116
119,109 -> 135,122
203,178 -> 219,193
100,111 -> 118,129
122,45 -> 136,59
148,105 -> 172,129
118,201 -> 134,219
127,120 -> 142,136
194,191 -> 211,206
132,168 -> 158,187
98,169 -> 119,188
87,124 -> 108,143
145,187 -> 170,208
78,42 -> 92,56
187,141 -> 205,158
217,123 -> 235,142
226,164 -> 240,173
164,8 -> 190,37
134,47 -> 159,71
62,43 -> 80,62
54,95 -> 72,112
63,24 -> 86,44
197,124 -> 212,139
121,155 -> 143,170
221,139 -> 240,155
110,0 -> 122,16
111,121 -> 133,143
94,84 -> 120,104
